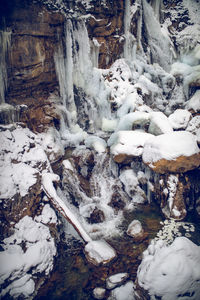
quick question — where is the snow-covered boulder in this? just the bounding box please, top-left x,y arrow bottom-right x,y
168,109 -> 191,130
109,131 -> 153,163
142,131 -> 200,173
106,273 -> 129,290
137,237 -> 200,300
93,287 -> 106,299
116,112 -> 150,131
148,111 -> 173,135
84,240 -> 117,266
127,220 -> 145,240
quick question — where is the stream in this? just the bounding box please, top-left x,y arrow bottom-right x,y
36,203 -> 200,300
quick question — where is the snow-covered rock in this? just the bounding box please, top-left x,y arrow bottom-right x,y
127,220 -> 145,240
108,281 -> 135,300
93,287 -> 106,299
0,216 -> 56,298
106,273 -> 129,290
84,240 -> 117,266
85,135 -> 107,153
116,112 -> 150,131
168,109 -> 191,130
137,237 -> 200,300
142,131 -> 200,173
148,111 -> 173,135
109,131 -> 153,163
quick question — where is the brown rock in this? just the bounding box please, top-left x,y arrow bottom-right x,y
148,153 -> 200,174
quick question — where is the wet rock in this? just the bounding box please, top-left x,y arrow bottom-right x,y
127,220 -> 146,241
88,208 -> 105,224
108,191 -> 126,211
93,287 -> 106,299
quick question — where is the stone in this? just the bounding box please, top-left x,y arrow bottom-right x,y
127,220 -> 146,241
93,287 -> 106,299
106,273 -> 129,290
84,240 -> 117,266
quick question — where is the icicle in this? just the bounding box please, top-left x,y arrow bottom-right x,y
54,20 -> 76,127
0,30 -> 11,104
124,0 -> 136,61
90,38 -> 100,68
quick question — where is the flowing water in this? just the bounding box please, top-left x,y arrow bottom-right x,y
36,203 -> 200,300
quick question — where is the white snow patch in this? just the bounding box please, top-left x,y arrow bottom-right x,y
108,281 -> 135,300
168,109 -> 191,130
142,131 -> 200,164
137,237 -> 200,300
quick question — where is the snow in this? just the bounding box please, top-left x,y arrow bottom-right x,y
116,112 -> 150,131
168,109 -> 191,130
85,136 -> 107,153
185,90 -> 200,112
137,237 -> 200,300
101,117 -> 118,132
93,287 -> 106,299
108,281 -> 135,300
42,172 -> 92,243
106,273 -> 129,290
186,116 -> 200,144
142,131 -> 200,164
0,216 -> 56,298
34,204 -> 57,225
62,159 -> 74,171
109,131 -> 153,158
84,240 -> 117,266
148,111 -> 173,135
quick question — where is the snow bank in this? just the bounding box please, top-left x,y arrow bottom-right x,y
137,237 -> 200,300
142,131 -> 200,164
0,216 -> 56,298
109,131 -> 153,158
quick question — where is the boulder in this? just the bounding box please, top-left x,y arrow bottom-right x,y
127,220 -> 146,241
142,131 -> 200,173
106,273 -> 129,290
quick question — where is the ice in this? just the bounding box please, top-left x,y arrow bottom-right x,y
142,0 -> 173,71
62,159 -> 74,171
101,118 -> 118,132
148,111 -> 173,135
137,237 -> 200,300
185,90 -> 200,112
168,109 -> 191,130
1,275 -> 35,298
108,281 -> 135,300
85,136 -> 107,153
0,30 -> 11,103
109,131 -> 153,158
142,131 -> 200,164
115,112 -> 150,131
119,169 -> 146,204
